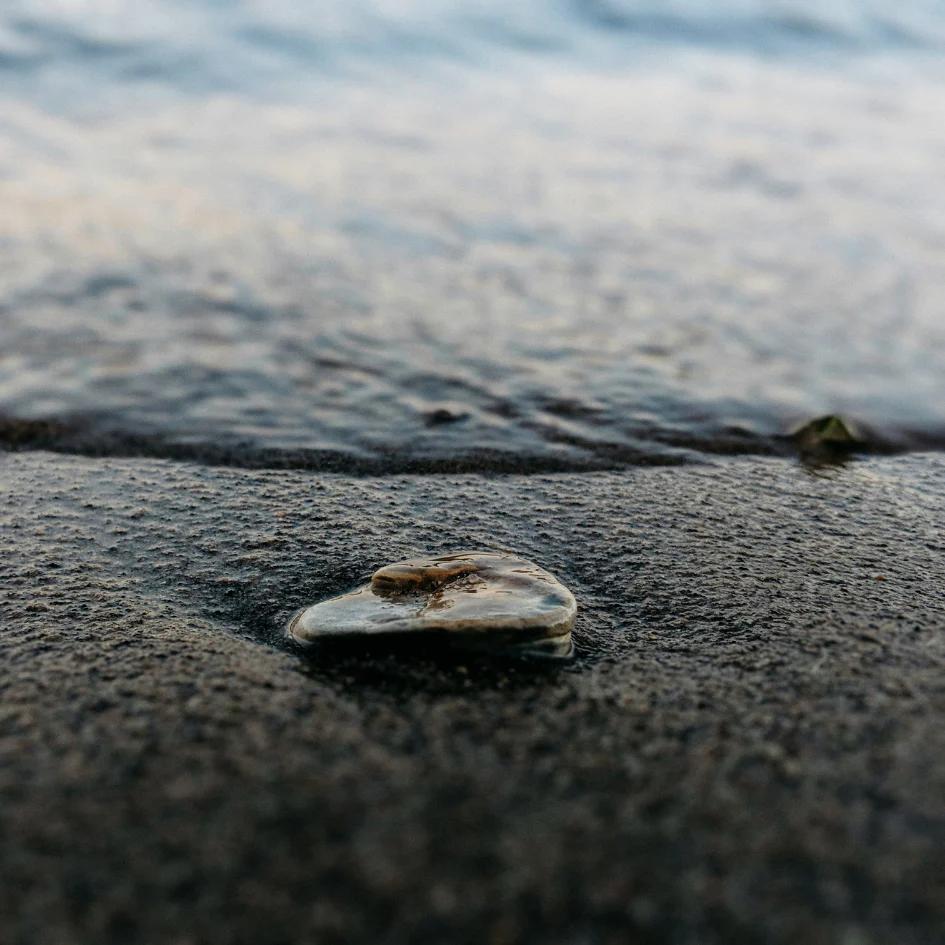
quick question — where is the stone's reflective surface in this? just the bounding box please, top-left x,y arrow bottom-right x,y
289,551 -> 576,658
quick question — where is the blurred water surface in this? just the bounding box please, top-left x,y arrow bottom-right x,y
2,1 -> 944,468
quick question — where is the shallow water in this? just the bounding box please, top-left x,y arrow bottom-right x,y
2,2 -> 945,470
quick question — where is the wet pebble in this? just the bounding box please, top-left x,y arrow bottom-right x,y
791,414 -> 863,455
289,551 -> 577,658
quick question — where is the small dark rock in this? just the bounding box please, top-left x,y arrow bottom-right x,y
424,408 -> 469,427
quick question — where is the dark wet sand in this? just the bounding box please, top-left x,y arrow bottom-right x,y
2,451 -> 944,944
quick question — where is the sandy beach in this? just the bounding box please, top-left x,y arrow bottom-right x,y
3,450 -> 944,943
4,3 -> 945,941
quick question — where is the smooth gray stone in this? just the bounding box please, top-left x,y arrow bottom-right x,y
289,551 -> 576,657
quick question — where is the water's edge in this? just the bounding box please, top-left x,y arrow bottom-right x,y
5,413 -> 942,476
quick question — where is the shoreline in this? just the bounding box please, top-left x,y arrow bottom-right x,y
5,413 -> 945,478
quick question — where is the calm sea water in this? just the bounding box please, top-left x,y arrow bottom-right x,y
2,1 -> 945,469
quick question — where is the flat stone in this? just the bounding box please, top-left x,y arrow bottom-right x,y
288,551 -> 577,657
